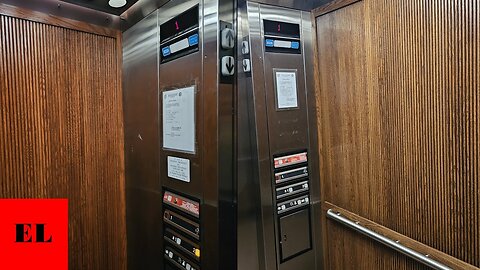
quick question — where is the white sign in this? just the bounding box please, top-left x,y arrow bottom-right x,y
275,71 -> 298,109
163,86 -> 195,153
167,156 -> 190,182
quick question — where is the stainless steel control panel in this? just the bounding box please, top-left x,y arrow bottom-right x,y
237,2 -> 322,270
123,0 -> 235,269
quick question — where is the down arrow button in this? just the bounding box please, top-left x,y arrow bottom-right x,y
222,56 -> 235,76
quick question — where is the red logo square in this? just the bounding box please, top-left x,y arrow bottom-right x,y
0,199 -> 68,270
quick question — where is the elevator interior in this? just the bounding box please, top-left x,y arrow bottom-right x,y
123,0 -> 322,269
1,0 -> 479,269
120,0 -> 480,269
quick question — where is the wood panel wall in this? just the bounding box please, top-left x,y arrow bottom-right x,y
0,12 -> 126,270
315,0 -> 480,269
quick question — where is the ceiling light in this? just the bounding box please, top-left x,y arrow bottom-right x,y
108,0 -> 126,8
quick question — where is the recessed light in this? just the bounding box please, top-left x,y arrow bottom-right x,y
108,0 -> 126,8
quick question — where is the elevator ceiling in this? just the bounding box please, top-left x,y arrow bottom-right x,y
61,0 -> 139,15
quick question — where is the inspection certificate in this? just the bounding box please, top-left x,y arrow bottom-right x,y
163,86 -> 195,153
275,71 -> 298,109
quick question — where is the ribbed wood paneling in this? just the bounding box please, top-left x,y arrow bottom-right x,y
315,0 -> 480,269
0,14 -> 126,270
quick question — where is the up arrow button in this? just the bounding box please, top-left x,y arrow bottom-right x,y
221,28 -> 235,49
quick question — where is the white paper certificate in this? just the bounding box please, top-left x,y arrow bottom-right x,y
275,71 -> 298,109
162,86 -> 195,153
167,156 -> 190,182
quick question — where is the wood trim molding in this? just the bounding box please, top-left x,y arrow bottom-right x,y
0,3 -> 119,37
312,0 -> 362,17
323,202 -> 479,270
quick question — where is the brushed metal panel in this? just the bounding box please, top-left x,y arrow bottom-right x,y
240,2 -> 321,270
156,1 -> 236,269
126,188 -> 163,269
123,11 -> 159,191
122,10 -> 162,269
236,2 -> 262,270
247,0 -> 333,11
258,6 -> 308,155
157,0 -> 202,202
246,3 -> 279,269
257,7 -> 315,270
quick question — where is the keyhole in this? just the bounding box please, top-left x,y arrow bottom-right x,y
283,234 -> 287,242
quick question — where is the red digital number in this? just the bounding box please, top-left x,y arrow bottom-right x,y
175,21 -> 180,31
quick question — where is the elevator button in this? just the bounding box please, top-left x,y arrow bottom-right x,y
163,210 -> 200,240
164,228 -> 200,261
291,41 -> 300,49
241,41 -> 250,54
164,246 -> 199,270
221,56 -> 235,76
188,34 -> 199,46
275,166 -> 308,184
162,47 -> 171,57
277,195 -> 310,214
265,39 -> 274,47
163,191 -> 200,218
274,152 -> 307,169
221,28 -> 235,49
242,59 -> 251,72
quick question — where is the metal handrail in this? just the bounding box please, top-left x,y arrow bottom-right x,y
326,209 -> 452,270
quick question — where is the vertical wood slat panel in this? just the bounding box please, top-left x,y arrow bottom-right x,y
315,0 -> 480,268
0,14 -> 126,270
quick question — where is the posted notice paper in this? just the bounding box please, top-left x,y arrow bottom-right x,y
275,71 -> 298,109
167,156 -> 190,182
162,86 -> 195,153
